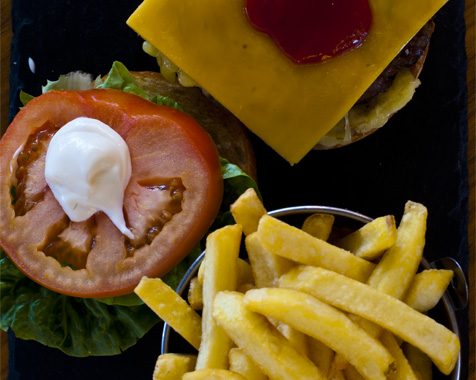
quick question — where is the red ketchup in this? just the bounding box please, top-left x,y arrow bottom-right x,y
244,0 -> 372,64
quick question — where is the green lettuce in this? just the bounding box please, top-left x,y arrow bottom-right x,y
97,61 -> 183,110
214,158 -> 261,227
1,61 -> 259,357
19,91 -> 35,106
0,250 -> 157,357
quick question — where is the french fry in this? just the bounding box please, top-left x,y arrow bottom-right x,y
197,258 -> 205,285
336,215 -> 397,260
144,196 -> 459,380
404,269 -> 453,312
308,338 -> 334,376
380,331 -> 418,380
344,365 -> 365,380
183,369 -> 247,379
345,202 -> 430,341
229,348 -> 267,380
197,257 -> 253,286
276,322 -> 309,356
192,259 -> 253,310
301,206 -> 335,377
245,232 -> 306,354
237,258 -> 254,285
404,343 -> 432,380
188,277 -> 203,310
333,268 -> 452,372
332,354 -> 349,372
152,353 -> 196,380
244,288 -> 393,380
328,361 -> 346,380
193,258 -> 254,311
245,232 -> 293,288
196,224 -> 242,369
256,215 -> 375,281
230,188 -> 266,235
212,291 -> 325,380
134,277 -> 201,350
366,201 -> 427,299
237,283 -> 255,293
301,215 -> 352,380
301,213 -> 335,241
279,266 -> 460,375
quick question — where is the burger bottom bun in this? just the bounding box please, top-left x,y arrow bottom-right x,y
131,71 -> 257,178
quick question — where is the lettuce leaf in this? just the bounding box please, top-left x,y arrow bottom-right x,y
0,250 -> 157,357
19,91 -> 35,106
97,61 -> 183,110
2,62 -> 259,357
214,158 -> 261,227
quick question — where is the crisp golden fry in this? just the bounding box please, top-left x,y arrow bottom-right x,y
380,332 -> 418,380
337,215 -> 397,260
301,213 -> 335,241
344,365 -> 365,380
328,360 -> 346,380
229,348 -> 267,380
194,258 -> 254,309
256,215 -> 375,281
197,257 -> 253,286
277,322 -> 309,356
404,343 -> 432,380
153,354 -> 196,380
230,188 -> 266,235
404,269 -> 453,312
342,202 -> 430,343
197,258 -> 205,285
279,266 -> 460,375
134,277 -> 201,350
196,224 -> 242,369
213,291 -> 325,380
183,369 -> 247,380
245,232 -> 293,288
188,277 -> 203,310
237,258 -> 254,285
331,354 -> 349,372
237,283 -> 255,293
367,201 -> 427,299
349,315 -> 381,340
308,338 -> 334,376
244,288 -> 393,380
245,232 -> 306,353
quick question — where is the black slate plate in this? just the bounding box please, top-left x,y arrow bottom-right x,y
6,0 -> 469,379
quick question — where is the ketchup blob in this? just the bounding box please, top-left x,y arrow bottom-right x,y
245,0 -> 372,64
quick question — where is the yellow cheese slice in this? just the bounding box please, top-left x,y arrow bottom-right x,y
127,0 -> 446,164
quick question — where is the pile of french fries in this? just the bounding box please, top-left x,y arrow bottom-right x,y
135,188 -> 460,380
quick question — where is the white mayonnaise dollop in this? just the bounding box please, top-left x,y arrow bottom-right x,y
45,117 -> 134,239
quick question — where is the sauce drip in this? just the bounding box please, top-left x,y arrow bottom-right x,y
245,0 -> 372,64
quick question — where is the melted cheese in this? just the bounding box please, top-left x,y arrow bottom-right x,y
128,0 -> 446,164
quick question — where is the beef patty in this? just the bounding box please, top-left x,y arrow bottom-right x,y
358,21 -> 435,104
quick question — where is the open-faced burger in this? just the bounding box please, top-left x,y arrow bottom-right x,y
127,0 -> 447,163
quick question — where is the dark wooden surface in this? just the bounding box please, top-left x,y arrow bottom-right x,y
0,0 -> 474,378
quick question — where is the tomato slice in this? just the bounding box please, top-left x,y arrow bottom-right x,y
0,89 -> 223,298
